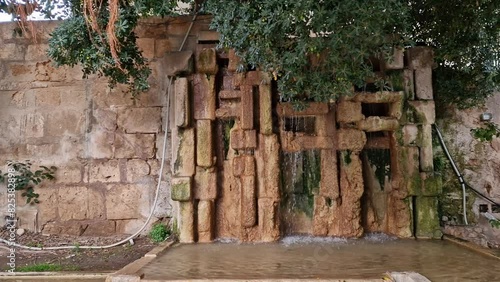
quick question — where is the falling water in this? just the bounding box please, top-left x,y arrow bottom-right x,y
280,114 -> 321,235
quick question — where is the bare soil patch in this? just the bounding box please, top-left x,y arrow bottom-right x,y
0,228 -> 163,272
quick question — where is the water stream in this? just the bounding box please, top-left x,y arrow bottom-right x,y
141,235 -> 499,281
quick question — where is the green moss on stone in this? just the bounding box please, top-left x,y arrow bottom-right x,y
198,49 -> 217,73
280,150 -> 320,219
386,70 -> 404,91
433,127 -> 477,225
171,180 -> 191,201
303,150 -> 321,196
395,128 -> 404,146
342,150 -> 352,165
174,140 -> 183,173
407,173 -> 423,196
416,196 -> 441,238
423,174 -> 442,196
401,102 -> 415,124
222,120 -> 235,159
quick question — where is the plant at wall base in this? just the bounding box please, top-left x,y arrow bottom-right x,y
16,263 -> 64,272
149,223 -> 171,243
471,122 -> 500,142
73,242 -> 81,253
490,219 -> 500,229
26,241 -> 44,248
0,161 -> 57,204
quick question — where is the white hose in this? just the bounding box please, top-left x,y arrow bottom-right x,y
434,125 -> 468,225
0,14 -> 198,251
483,212 -> 498,221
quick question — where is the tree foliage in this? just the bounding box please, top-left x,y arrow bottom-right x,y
205,0 -> 409,102
0,0 -> 499,105
205,0 -> 499,105
47,0 -> 151,94
46,0 -> 190,95
409,0 -> 500,108
1,0 -> 189,95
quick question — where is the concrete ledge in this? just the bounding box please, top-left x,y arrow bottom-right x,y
144,241 -> 176,258
0,272 -> 109,281
443,234 -> 500,261
141,278 -> 380,282
106,240 -> 176,282
105,257 -> 152,282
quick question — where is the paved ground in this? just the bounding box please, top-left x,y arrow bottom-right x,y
1,235 -> 498,281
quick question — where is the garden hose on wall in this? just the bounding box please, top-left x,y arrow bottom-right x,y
434,125 -> 468,225
435,124 -> 500,224
0,13 -> 198,251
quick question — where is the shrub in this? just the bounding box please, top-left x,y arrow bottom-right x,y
149,223 -> 171,243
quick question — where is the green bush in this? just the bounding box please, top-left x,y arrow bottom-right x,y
149,223 -> 171,243
0,161 -> 57,204
471,122 -> 500,142
17,263 -> 63,272
490,219 -> 500,229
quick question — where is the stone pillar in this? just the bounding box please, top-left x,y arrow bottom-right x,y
188,48 -> 219,243
241,175 -> 256,227
196,120 -> 214,168
259,75 -> 273,135
255,134 -> 281,241
197,200 -> 214,242
215,70 -> 281,242
240,85 -> 254,130
194,167 -> 217,200
407,47 -> 434,100
415,196 -> 441,238
233,155 -> 257,228
193,74 -> 216,120
179,201 -> 195,243
175,77 -> 190,128
171,127 -> 196,243
171,127 -> 195,177
330,151 -> 364,237
390,47 -> 439,239
319,149 -> 339,199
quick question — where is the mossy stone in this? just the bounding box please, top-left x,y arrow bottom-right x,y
407,174 -> 423,196
415,196 -> 441,238
171,177 -> 192,202
197,48 -> 218,74
422,173 -> 442,196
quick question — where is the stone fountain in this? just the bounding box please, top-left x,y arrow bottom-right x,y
170,46 -> 441,243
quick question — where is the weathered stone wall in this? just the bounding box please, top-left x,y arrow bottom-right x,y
0,17 -> 442,241
0,16 -> 215,235
438,92 -> 500,247
273,47 -> 440,240
169,45 -> 440,242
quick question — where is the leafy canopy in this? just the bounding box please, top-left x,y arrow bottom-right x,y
1,0 -> 499,105
205,0 -> 409,102
408,0 -> 500,108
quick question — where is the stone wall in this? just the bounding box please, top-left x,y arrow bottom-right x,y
171,45 -> 441,242
273,48 -> 442,240
438,92 -> 500,247
0,17 -> 443,241
0,16 -> 216,235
